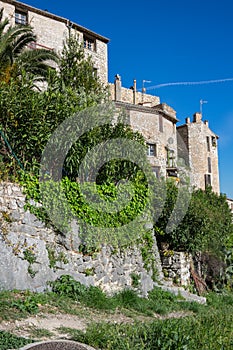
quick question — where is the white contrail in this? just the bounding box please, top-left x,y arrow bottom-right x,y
146,78 -> 233,90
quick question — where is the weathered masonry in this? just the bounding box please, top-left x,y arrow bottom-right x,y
0,0 -> 109,83
0,0 -> 221,190
111,75 -> 220,190
177,113 -> 220,193
0,182 -> 163,295
111,75 -> 180,180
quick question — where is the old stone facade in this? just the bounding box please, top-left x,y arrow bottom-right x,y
0,0 -> 109,83
177,114 -> 219,193
0,0 -> 222,296
111,75 -> 219,191
0,0 -> 220,189
111,76 -> 179,180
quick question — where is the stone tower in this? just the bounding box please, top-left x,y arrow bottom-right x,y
177,113 -> 219,193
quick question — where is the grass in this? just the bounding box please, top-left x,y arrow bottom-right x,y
0,331 -> 33,350
57,292 -> 233,350
29,328 -> 54,338
0,276 -> 232,349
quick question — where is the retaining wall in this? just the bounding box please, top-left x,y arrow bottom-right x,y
0,182 -> 163,295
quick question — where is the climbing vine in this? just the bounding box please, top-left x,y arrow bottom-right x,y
20,172 -> 154,259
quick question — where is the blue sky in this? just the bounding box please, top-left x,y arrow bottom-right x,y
21,0 -> 233,198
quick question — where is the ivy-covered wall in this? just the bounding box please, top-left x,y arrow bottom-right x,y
0,182 -> 163,295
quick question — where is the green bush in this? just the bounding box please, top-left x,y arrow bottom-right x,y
0,331 -> 33,350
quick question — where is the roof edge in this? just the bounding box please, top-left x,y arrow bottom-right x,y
3,0 -> 110,43
114,101 -> 178,123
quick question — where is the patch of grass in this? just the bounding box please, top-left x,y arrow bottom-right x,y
0,282 -> 232,349
66,309 -> 233,350
56,291 -> 233,350
0,279 -> 203,323
50,275 -> 198,316
50,275 -> 116,311
0,330 -> 33,350
29,327 -> 54,338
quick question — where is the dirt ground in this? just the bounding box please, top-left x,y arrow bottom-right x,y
0,310 -> 192,341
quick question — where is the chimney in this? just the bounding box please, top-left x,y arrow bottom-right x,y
193,112 -> 202,123
133,79 -> 136,104
185,117 -> 190,124
114,74 -> 121,101
204,120 -> 209,127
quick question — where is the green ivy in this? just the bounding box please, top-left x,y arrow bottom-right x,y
21,173 -> 151,246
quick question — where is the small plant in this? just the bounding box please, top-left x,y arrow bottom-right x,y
130,272 -> 141,288
23,247 -> 37,278
0,211 -> 12,223
28,265 -> 37,278
84,268 -> 95,276
23,248 -> 37,265
50,275 -> 115,310
46,246 -> 69,269
50,274 -> 87,299
11,296 -> 39,314
0,330 -> 33,350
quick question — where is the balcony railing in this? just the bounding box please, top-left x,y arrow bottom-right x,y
27,42 -> 54,51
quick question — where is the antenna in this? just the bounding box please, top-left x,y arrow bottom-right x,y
142,80 -> 152,93
142,80 -> 152,103
200,99 -> 208,116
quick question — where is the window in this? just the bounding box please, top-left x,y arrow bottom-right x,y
166,148 -> 175,167
15,10 -> 28,25
206,136 -> 210,152
159,115 -> 163,132
208,157 -> 212,173
212,136 -> 216,147
152,166 -> 160,178
167,168 -> 178,178
205,174 -> 211,188
147,143 -> 156,157
83,35 -> 96,51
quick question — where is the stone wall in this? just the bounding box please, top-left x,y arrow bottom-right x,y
109,82 -> 160,106
160,251 -> 192,286
0,182 -> 163,295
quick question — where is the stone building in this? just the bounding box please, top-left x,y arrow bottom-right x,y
111,75 -> 179,179
0,0 -> 220,191
0,0 -> 109,83
177,113 -> 219,193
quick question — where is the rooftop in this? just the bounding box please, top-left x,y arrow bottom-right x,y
3,0 -> 110,43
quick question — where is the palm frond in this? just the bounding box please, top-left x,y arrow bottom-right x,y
16,48 -> 58,78
0,8 -> 9,37
0,10 -> 58,82
12,32 -> 36,55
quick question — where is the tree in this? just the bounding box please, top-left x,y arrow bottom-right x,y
155,183 -> 233,289
0,8 -> 58,82
0,32 -> 144,182
55,33 -> 108,106
155,183 -> 233,254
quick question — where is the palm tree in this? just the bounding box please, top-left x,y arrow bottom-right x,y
0,8 -> 58,83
